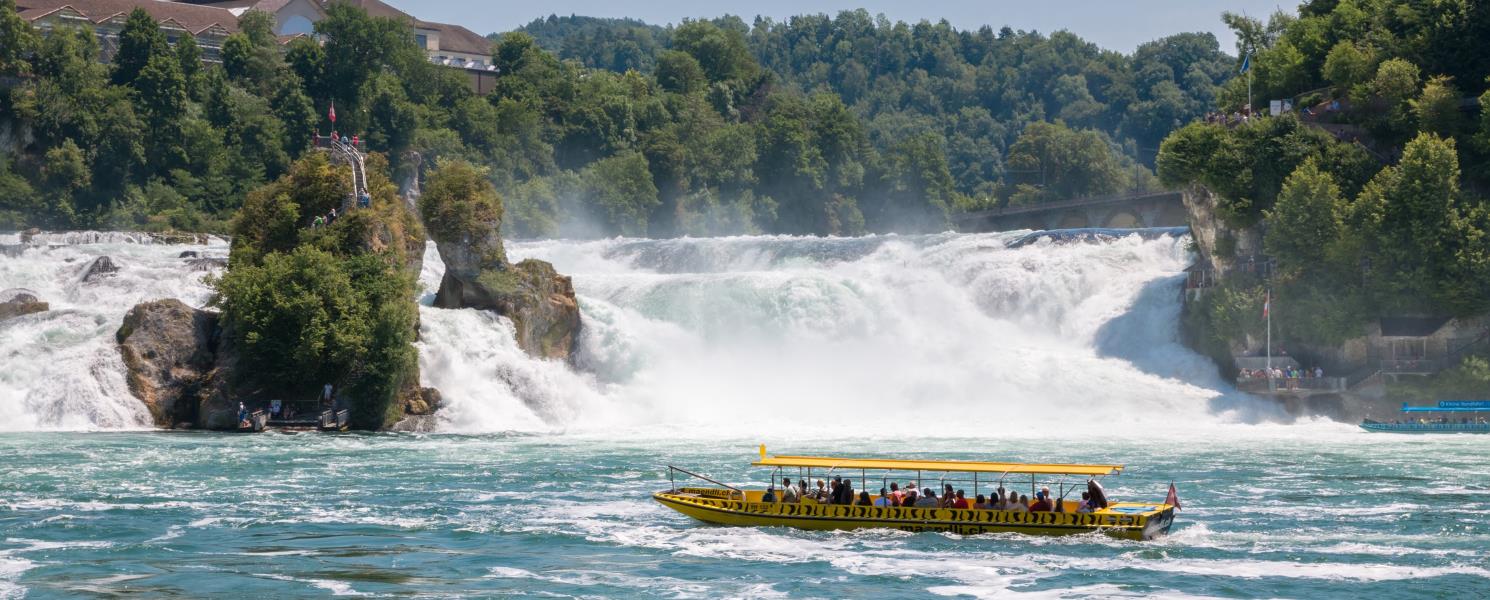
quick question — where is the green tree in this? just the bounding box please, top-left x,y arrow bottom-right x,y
1321,41 -> 1371,92
0,0 -> 37,76
1005,121 -> 1131,202
656,50 -> 707,94
671,19 -> 757,83
1414,75 -> 1466,137
1352,133 -> 1464,311
112,8 -> 168,86
1264,159 -> 1344,274
133,53 -> 189,175
419,159 -> 505,265
582,151 -> 660,236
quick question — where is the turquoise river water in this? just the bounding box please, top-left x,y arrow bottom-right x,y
1,430 -> 1487,598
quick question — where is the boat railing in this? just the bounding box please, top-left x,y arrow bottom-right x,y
335,409 -> 350,430
665,465 -> 743,497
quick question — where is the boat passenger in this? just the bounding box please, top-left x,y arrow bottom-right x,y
951,490 -> 969,509
762,486 -> 776,503
974,494 -> 989,509
916,490 -> 939,507
799,479 -> 809,500
857,491 -> 873,506
781,477 -> 799,503
1029,491 -> 1053,512
839,479 -> 856,505
1076,492 -> 1094,513
1008,495 -> 1029,513
874,488 -> 893,507
813,480 -> 828,501
902,491 -> 918,507
889,482 -> 902,504
942,484 -> 955,507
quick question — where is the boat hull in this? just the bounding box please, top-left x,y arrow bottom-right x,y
655,488 -> 1174,541
1360,421 -> 1490,433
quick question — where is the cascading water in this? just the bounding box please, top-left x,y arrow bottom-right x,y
0,232 -> 226,430
417,230 -> 1277,435
0,229 -> 1271,433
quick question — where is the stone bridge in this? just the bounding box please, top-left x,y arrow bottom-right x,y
954,190 -> 1187,232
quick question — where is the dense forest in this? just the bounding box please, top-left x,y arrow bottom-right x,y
0,1 -> 1239,237
1158,0 -> 1490,388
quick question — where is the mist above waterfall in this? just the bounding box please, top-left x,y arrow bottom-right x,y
417,231 -> 1278,436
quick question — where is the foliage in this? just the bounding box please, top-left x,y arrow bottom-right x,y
419,159 -> 505,265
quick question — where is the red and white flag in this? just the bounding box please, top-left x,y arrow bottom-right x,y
329,102 -> 337,124
1262,289 -> 1270,319
1166,481 -> 1182,510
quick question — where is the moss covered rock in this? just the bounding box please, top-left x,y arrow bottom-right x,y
422,160 -> 580,360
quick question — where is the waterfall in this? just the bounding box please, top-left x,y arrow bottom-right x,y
416,231 -> 1273,435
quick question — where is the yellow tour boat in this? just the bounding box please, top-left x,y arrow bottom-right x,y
654,448 -> 1177,541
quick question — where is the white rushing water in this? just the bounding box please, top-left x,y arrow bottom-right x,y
1,230 -> 1276,434
416,230 -> 1278,436
0,232 -> 226,430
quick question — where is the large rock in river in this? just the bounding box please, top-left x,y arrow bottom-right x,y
0,289 -> 48,321
423,162 -> 580,360
116,300 -> 219,427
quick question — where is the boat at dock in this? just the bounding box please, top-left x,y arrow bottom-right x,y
236,410 -> 268,433
654,449 -> 1177,541
1361,401 -> 1490,433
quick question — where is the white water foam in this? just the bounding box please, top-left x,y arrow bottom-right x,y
417,232 -> 1277,435
0,233 -> 226,430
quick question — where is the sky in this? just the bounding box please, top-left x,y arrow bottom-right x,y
384,0 -> 1295,55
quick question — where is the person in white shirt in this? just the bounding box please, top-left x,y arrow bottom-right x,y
781,477 -> 800,503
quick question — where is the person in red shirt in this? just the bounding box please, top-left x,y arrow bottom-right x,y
951,489 -> 970,509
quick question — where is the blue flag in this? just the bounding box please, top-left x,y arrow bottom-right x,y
1239,53 -> 1251,74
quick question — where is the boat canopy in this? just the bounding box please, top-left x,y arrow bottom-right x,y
1402,401 -> 1490,412
752,455 -> 1123,477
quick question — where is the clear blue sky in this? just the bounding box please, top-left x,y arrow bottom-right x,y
385,0 -> 1293,54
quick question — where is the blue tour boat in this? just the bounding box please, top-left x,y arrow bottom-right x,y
1361,401 -> 1490,433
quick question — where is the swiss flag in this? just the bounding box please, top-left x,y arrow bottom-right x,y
1166,481 -> 1182,510
329,102 -> 337,124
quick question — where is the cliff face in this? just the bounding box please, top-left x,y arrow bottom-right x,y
1181,183 -> 1263,272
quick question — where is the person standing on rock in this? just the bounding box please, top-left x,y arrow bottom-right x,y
322,383 -> 333,406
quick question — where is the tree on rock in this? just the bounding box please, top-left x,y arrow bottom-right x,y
421,159 -> 581,360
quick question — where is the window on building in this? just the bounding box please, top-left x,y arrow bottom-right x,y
415,34 -> 428,49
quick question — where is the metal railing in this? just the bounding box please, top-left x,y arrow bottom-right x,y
665,465 -> 742,495
1235,376 -> 1346,393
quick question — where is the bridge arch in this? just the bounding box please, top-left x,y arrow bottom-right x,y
1104,210 -> 1141,228
1057,212 -> 1089,229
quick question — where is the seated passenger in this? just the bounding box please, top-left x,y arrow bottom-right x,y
840,479 -> 856,505
889,482 -> 903,505
762,486 -> 776,503
1008,495 -> 1029,513
874,488 -> 893,507
857,491 -> 873,506
813,480 -> 828,502
1029,491 -> 1053,512
1076,492 -> 1095,513
916,490 -> 940,507
902,491 -> 919,507
951,490 -> 969,509
941,484 -> 956,507
781,477 -> 799,503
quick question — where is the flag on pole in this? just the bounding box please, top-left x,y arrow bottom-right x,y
1166,481 -> 1182,510
1262,289 -> 1270,319
1239,52 -> 1251,74
329,102 -> 337,124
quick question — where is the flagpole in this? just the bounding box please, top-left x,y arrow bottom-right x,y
1266,288 -> 1272,389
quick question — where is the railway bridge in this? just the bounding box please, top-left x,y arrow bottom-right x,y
954,190 -> 1187,232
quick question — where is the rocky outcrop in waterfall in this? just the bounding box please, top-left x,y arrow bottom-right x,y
1181,184 -> 1263,272
0,289 -> 48,321
116,299 -> 240,429
422,160 -> 580,360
